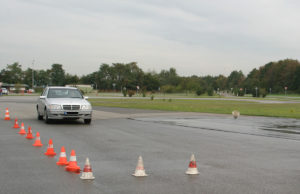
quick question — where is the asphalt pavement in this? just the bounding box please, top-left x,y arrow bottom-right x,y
0,96 -> 299,194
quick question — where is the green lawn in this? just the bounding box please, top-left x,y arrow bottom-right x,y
89,98 -> 300,119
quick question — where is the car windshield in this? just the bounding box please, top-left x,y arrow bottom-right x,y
47,88 -> 83,98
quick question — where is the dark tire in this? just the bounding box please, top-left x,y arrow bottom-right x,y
37,107 -> 43,120
44,109 -> 50,124
84,119 -> 91,124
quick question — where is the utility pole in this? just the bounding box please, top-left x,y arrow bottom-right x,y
32,59 -> 35,88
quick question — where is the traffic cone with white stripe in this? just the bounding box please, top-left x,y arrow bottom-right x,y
44,139 -> 56,156
132,156 -> 148,177
232,110 -> 240,119
80,158 -> 95,180
185,154 -> 199,175
4,108 -> 10,120
32,132 -> 43,147
65,150 -> 80,173
13,118 -> 20,129
18,122 -> 26,135
25,126 -> 34,139
56,146 -> 68,166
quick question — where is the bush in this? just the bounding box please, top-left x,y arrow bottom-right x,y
128,90 -> 135,97
34,87 -> 44,94
252,88 -> 267,98
206,87 -> 214,96
150,95 -> 154,100
122,89 -> 127,97
196,87 -> 205,96
161,85 -> 176,93
259,88 -> 267,98
168,98 -> 172,102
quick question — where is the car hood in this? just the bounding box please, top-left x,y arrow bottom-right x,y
46,98 -> 91,105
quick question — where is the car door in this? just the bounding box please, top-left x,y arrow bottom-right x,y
38,88 -> 48,115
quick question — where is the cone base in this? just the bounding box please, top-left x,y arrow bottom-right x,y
33,143 -> 43,147
132,170 -> 148,177
65,166 -> 81,173
13,126 -> 20,129
80,172 -> 95,180
56,161 -> 69,166
4,118 -> 10,121
44,152 -> 56,156
26,136 -> 34,139
19,132 -> 26,135
185,168 -> 199,175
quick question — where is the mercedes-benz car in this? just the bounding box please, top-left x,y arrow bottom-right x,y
37,86 -> 92,124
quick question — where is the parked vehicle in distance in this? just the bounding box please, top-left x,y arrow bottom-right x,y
28,89 -> 35,93
1,88 -> 8,95
37,86 -> 92,124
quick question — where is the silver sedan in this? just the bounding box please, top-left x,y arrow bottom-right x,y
37,86 -> 92,124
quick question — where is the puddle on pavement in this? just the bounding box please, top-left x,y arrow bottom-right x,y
133,116 -> 300,141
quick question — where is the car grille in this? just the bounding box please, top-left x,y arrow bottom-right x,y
63,105 -> 80,110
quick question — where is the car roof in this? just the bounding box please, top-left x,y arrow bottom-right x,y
47,86 -> 78,90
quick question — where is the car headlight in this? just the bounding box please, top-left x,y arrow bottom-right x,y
49,104 -> 62,110
81,105 -> 91,110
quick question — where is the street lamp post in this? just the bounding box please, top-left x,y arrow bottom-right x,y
269,88 -> 272,95
32,59 -> 35,88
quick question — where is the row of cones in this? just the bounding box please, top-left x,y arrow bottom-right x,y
7,114 -> 95,180
132,154 -> 199,177
43,139 -> 94,179
5,108 -> 199,179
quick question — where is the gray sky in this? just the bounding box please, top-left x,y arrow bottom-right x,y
1,0 -> 300,76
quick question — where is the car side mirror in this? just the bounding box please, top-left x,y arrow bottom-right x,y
40,96 -> 46,99
84,96 -> 89,100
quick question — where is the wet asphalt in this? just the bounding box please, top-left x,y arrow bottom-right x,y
0,96 -> 300,194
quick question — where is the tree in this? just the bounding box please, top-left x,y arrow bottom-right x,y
227,70 -> 245,89
50,64 -> 65,86
0,62 -> 23,84
159,68 -> 180,86
65,73 -> 79,85
35,70 -> 51,86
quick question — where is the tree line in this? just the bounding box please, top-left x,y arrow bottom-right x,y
0,59 -> 300,96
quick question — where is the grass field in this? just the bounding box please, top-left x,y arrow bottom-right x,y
89,98 -> 300,119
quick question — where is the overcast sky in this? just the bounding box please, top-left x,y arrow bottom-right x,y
0,0 -> 300,76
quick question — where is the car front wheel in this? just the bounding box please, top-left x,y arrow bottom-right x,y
37,107 -> 43,120
44,109 -> 50,124
84,119 -> 91,124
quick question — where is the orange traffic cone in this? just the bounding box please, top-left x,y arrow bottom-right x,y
32,132 -> 43,147
56,146 -> 69,166
80,158 -> 95,180
13,118 -> 20,129
44,139 -> 56,156
65,150 -> 80,173
25,126 -> 34,139
186,154 -> 199,175
4,108 -> 10,120
132,156 -> 148,177
18,122 -> 26,135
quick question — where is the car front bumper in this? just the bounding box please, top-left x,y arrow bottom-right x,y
47,109 -> 92,119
